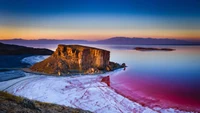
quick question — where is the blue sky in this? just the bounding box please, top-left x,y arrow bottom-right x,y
0,0 -> 200,17
0,0 -> 200,40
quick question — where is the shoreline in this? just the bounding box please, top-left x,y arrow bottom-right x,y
22,66 -> 126,77
0,58 -> 197,112
0,68 -> 195,113
109,84 -> 197,113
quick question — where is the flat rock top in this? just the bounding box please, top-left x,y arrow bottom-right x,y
57,44 -> 109,52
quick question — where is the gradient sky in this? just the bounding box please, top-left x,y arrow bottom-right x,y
0,0 -> 200,40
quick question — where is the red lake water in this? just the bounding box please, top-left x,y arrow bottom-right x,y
106,45 -> 200,112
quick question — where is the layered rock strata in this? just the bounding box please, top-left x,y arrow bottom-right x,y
30,45 -> 125,75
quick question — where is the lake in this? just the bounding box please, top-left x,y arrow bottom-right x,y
2,44 -> 200,112
106,45 -> 200,112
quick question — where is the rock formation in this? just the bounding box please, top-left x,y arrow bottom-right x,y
30,45 -> 125,75
134,47 -> 175,51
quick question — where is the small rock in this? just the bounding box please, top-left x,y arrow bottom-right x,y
121,63 -> 126,67
85,68 -> 95,74
106,66 -> 111,71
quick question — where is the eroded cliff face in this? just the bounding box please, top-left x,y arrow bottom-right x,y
30,45 -> 112,75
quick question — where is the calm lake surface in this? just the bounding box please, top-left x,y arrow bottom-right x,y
13,44 -> 200,111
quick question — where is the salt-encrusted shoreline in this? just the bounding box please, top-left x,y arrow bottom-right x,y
0,69 -> 191,113
0,70 -> 154,113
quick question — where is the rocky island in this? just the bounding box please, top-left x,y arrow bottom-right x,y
134,47 -> 175,51
30,44 -> 125,75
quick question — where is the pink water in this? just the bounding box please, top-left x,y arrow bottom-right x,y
109,72 -> 200,112
105,45 -> 200,112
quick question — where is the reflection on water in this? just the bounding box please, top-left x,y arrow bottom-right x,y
107,45 -> 200,112
23,44 -> 200,112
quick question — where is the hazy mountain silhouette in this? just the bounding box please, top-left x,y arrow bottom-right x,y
0,39 -> 88,45
95,37 -> 200,45
0,37 -> 199,45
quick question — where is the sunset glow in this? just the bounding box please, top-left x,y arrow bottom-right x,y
0,0 -> 200,41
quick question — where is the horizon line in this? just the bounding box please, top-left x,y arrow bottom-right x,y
1,37 -> 200,42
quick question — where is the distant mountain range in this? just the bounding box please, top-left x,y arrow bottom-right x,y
0,39 -> 88,45
0,37 -> 199,45
95,37 -> 200,45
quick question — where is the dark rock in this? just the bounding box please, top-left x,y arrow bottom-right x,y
0,42 -> 53,55
134,47 -> 175,51
109,62 -> 121,69
121,63 -> 126,67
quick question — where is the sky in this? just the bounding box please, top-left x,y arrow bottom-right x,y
0,0 -> 200,41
